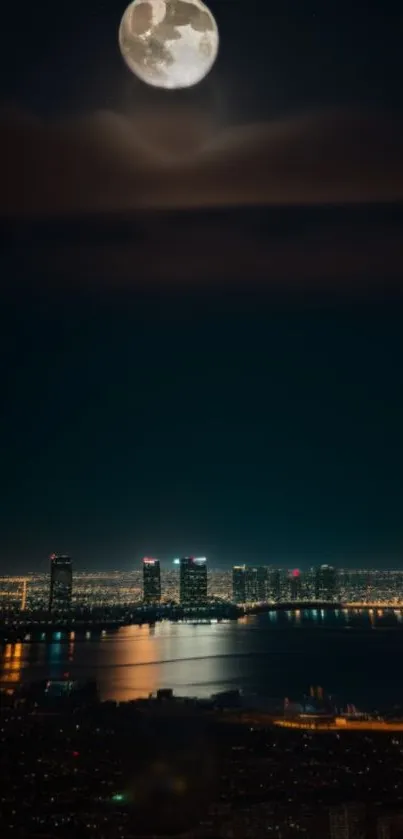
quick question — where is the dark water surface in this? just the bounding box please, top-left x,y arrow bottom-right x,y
2,610 -> 403,707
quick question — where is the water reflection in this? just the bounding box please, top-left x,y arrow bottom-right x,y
1,642 -> 22,683
48,641 -> 63,679
1,609 -> 403,703
96,622 -> 239,701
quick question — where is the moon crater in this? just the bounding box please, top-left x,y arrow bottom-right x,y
119,0 -> 219,89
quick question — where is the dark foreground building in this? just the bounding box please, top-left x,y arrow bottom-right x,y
142,557 -> 161,603
179,556 -> 208,606
48,554 -> 72,614
233,565 -> 247,603
315,564 -> 338,601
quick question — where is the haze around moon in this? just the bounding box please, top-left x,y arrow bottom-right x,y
119,0 -> 219,89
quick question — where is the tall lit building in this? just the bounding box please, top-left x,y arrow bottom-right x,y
179,557 -> 207,606
232,566 -> 246,603
142,557 -> 161,604
255,567 -> 268,601
289,569 -> 303,601
303,568 -> 316,599
49,554 -> 73,614
245,567 -> 267,602
315,564 -> 338,601
232,566 -> 268,603
268,569 -> 281,602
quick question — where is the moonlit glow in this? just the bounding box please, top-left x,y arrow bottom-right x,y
119,0 -> 219,90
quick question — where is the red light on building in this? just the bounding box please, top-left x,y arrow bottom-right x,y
72,751 -> 80,758
142,557 -> 157,564
291,569 -> 300,577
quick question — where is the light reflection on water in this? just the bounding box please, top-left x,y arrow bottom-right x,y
1,642 -> 22,683
1,609 -> 403,704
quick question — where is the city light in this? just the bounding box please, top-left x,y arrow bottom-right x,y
2,565 -> 403,620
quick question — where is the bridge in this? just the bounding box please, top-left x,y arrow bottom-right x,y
243,601 -> 403,613
220,711 -> 403,732
274,717 -> 403,732
343,602 -> 403,609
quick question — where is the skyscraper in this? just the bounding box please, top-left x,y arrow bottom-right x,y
49,554 -> 73,614
243,568 -> 258,601
232,566 -> 268,603
246,567 -> 267,602
268,569 -> 282,602
290,569 -> 303,601
315,564 -> 338,601
232,566 -> 246,603
142,557 -> 161,603
179,557 -> 207,607
256,567 -> 268,601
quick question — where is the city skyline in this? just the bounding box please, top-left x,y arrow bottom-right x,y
4,561 -> 403,614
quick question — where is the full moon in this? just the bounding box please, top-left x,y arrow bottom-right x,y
119,0 -> 219,89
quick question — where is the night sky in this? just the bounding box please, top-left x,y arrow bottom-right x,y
0,1 -> 402,571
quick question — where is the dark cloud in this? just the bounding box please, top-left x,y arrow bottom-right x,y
1,106 -> 403,217
1,105 -> 402,292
